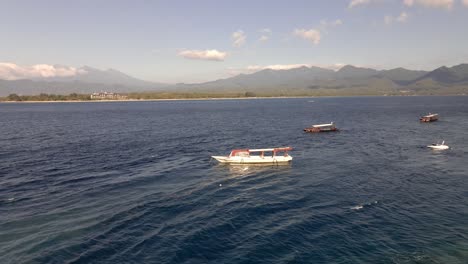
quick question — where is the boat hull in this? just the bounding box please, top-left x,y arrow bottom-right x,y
420,114 -> 439,122
427,145 -> 449,150
420,117 -> 438,122
211,155 -> 292,165
304,127 -> 338,133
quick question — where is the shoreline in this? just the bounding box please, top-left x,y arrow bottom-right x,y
0,94 -> 465,103
0,96 -> 311,103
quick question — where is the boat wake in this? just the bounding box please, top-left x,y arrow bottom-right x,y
350,201 -> 378,211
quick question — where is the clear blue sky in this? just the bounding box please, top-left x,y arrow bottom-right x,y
1,0 -> 468,83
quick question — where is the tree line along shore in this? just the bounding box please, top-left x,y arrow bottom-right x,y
1,88 -> 467,102
0,92 -> 262,102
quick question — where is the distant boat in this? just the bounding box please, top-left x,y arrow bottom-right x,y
427,140 -> 449,150
420,113 -> 439,122
211,147 -> 293,165
304,122 -> 338,133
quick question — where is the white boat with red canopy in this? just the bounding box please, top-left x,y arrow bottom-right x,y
211,147 -> 293,164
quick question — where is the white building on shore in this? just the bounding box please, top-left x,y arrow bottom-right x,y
90,92 -> 128,100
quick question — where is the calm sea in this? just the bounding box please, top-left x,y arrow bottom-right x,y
1,96 -> 468,263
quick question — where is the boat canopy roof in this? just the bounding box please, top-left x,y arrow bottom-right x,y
231,147 -> 292,153
249,147 -> 292,152
312,123 -> 334,128
423,113 -> 438,117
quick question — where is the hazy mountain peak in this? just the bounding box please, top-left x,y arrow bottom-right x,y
415,64 -> 468,83
80,65 -> 97,71
378,67 -> 428,83
335,64 -> 378,79
338,64 -> 358,71
436,66 -> 449,71
450,63 -> 468,74
106,68 -> 122,73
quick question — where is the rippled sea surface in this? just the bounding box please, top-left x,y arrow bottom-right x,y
1,96 -> 468,264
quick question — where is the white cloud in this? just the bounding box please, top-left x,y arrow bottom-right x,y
249,64 -> 311,71
396,11 -> 409,22
178,49 -> 227,61
384,12 -> 409,25
349,0 -> 372,8
332,19 -> 343,26
0,62 -> 85,80
259,35 -> 269,42
318,19 -> 343,35
293,29 -> 321,45
232,30 -> 246,47
258,28 -> 272,42
403,0 -> 453,9
320,19 -> 343,28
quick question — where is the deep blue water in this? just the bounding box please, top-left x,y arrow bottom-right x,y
1,96 -> 468,264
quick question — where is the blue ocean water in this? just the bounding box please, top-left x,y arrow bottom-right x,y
1,96 -> 468,264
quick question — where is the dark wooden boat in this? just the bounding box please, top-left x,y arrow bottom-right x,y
304,122 -> 338,133
420,113 -> 438,122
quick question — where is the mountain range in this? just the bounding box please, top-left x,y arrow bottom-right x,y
0,66 -> 167,96
175,64 -> 468,95
1,64 -> 468,96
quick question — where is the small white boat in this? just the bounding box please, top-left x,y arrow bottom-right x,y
211,147 -> 293,165
427,141 -> 449,150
